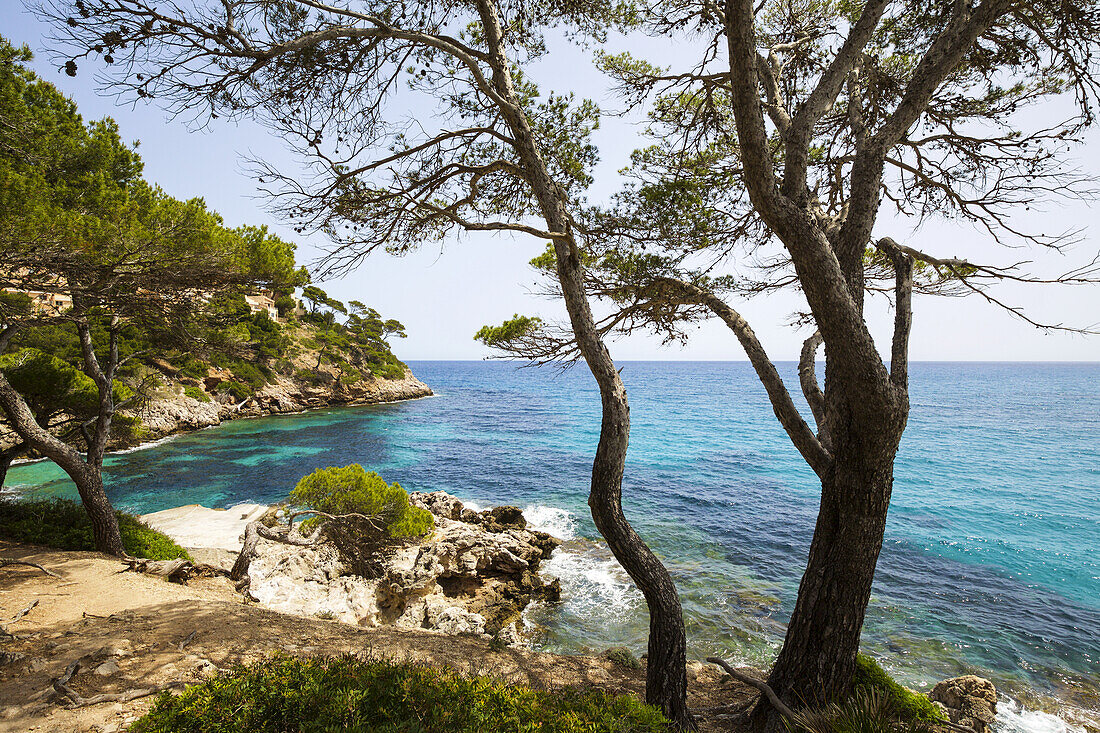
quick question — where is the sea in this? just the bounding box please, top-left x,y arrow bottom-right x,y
5,361 -> 1098,732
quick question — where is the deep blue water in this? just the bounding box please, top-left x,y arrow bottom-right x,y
6,361 -> 1099,723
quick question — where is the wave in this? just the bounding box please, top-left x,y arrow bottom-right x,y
997,697 -> 1087,733
522,504 -> 638,619
523,504 -> 577,540
110,434 -> 181,455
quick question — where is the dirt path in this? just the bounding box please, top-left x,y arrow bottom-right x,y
0,541 -> 755,733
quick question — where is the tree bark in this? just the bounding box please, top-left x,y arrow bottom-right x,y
758,414 -> 904,726
0,446 -> 19,489
474,0 -> 693,725
0,374 -> 125,556
72,463 -> 126,557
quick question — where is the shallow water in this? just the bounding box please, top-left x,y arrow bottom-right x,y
7,361 -> 1098,728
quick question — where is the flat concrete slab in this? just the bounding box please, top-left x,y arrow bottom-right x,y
140,503 -> 268,550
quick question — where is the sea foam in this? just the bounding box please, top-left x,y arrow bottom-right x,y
997,697 -> 1087,733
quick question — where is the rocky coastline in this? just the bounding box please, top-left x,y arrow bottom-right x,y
143,491 -> 562,647
129,367 -> 433,447
139,491 -> 1002,733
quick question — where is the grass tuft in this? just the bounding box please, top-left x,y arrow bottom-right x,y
853,654 -> 943,724
787,687 -> 935,733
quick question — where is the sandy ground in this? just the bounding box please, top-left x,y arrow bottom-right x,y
138,504 -> 268,550
0,541 -> 756,733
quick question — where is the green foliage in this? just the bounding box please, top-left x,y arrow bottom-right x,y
218,380 -> 252,402
0,498 -> 191,561
183,385 -> 210,403
176,356 -> 210,378
786,687 -> 935,733
130,654 -> 670,733
852,655 -> 942,724
474,315 -> 544,348
603,647 -> 642,670
289,465 -> 433,539
0,348 -> 134,428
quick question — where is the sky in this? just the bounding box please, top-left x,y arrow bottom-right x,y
5,6 -> 1099,362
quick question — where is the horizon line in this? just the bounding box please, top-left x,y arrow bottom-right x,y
404,358 -> 1100,364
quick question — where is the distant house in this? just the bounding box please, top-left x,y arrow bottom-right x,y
2,287 -> 73,316
244,289 -> 280,321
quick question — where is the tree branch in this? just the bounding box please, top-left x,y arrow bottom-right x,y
798,331 -> 826,431
875,238 -> 913,390
656,278 -> 832,476
706,657 -> 797,720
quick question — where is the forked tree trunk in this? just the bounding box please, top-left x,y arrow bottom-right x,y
759,414 -> 905,726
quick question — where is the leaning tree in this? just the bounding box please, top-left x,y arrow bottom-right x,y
503,0 -> 1099,721
0,38 -> 285,553
39,0 -> 696,723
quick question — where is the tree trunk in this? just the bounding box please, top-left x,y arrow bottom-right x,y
758,418 -> 903,726
586,378 -> 693,728
470,0 -> 694,725
72,463 -> 126,557
0,449 -> 15,489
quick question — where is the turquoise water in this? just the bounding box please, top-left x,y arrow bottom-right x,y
6,361 -> 1099,724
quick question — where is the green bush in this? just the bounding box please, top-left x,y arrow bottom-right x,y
130,654 -> 670,733
603,647 -> 642,670
0,498 -> 191,561
183,385 -> 210,403
787,687 -> 933,733
218,379 -> 252,401
853,655 -> 942,724
290,464 -> 433,539
177,358 -> 209,381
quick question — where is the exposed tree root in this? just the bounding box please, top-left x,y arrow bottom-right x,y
47,657 -> 183,709
0,558 -> 61,577
229,510 -> 383,596
178,630 -> 197,652
119,557 -> 229,584
706,657 -> 797,720
10,599 -> 38,623
57,681 -> 184,708
120,557 -> 194,582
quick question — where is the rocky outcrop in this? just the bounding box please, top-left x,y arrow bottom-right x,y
929,675 -> 998,733
126,368 -> 432,446
246,492 -> 561,644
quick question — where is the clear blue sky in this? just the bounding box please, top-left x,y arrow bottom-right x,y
6,7 -> 1099,361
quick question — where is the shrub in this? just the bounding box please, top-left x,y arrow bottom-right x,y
290,465 -> 433,539
786,687 -> 934,733
603,647 -> 642,670
183,385 -> 210,403
177,358 -> 209,381
290,465 -> 433,578
130,654 -> 670,733
0,498 -> 191,561
218,379 -> 252,401
853,655 -> 942,724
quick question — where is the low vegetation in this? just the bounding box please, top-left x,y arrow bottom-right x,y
289,465 -> 434,577
130,654 -> 670,733
852,655 -> 943,724
290,464 -> 433,539
786,687 -> 935,733
0,498 -> 190,561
